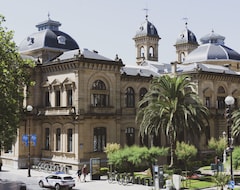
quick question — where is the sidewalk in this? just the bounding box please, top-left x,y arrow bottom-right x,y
1,166 -> 153,190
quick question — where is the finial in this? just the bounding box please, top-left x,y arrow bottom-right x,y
48,12 -> 50,20
182,17 -> 188,28
143,8 -> 149,20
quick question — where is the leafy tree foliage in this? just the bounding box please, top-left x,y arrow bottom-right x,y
208,137 -> 226,158
104,143 -> 121,156
232,146 -> 240,170
0,15 -> 34,149
175,141 -> 197,171
107,146 -> 168,173
136,75 -> 209,167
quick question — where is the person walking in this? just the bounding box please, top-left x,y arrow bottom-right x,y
76,168 -> 82,182
82,164 -> 87,182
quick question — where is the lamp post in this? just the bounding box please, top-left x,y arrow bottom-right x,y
26,105 -> 33,177
222,131 -> 226,163
224,95 -> 234,182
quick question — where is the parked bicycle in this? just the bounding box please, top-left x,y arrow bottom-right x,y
108,171 -> 121,184
119,172 -> 134,185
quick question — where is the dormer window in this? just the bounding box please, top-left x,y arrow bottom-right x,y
27,37 -> 34,46
57,36 -> 66,45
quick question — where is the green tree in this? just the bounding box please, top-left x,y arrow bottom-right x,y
0,15 -> 34,150
136,75 -> 209,167
107,146 -> 168,173
208,137 -> 226,159
175,141 -> 197,172
232,108 -> 240,137
232,146 -> 240,170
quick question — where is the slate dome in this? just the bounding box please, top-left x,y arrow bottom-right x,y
134,15 -> 159,38
176,25 -> 198,45
184,30 -> 240,63
19,17 -> 79,54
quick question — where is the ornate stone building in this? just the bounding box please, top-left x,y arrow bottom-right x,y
2,15 -> 240,170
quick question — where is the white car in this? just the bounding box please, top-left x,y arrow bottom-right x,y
38,174 -> 75,190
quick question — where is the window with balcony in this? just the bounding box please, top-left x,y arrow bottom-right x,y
93,127 -> 106,152
45,91 -> 51,107
55,90 -> 61,107
67,89 -> 73,106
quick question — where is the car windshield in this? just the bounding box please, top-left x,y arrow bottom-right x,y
63,176 -> 73,180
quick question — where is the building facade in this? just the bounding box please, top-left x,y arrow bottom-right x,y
2,15 -> 240,170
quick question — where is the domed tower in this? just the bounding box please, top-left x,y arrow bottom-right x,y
133,15 -> 160,65
184,30 -> 240,69
174,22 -> 198,63
19,15 -> 79,63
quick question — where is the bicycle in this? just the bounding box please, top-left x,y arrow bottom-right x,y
120,172 -> 134,186
108,171 -> 120,184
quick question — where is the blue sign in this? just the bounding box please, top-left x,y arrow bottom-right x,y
22,134 -> 37,146
228,180 -> 235,189
31,134 -> 37,146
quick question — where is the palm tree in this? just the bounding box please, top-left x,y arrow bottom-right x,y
136,74 -> 209,167
232,109 -> 240,137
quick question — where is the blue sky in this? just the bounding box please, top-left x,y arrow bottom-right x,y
1,0 -> 240,66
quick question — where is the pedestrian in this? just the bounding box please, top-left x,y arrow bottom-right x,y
82,164 -> 87,182
76,168 -> 82,181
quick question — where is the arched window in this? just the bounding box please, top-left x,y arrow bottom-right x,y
67,128 -> 73,152
140,47 -> 145,57
139,88 -> 148,108
91,80 -> 109,107
180,52 -> 185,62
149,47 -> 154,57
125,87 -> 135,108
56,128 -> 61,151
93,127 -> 106,152
217,86 -> 226,109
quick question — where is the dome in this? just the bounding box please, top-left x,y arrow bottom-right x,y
175,24 -> 198,45
184,31 -> 240,63
19,18 -> 79,54
134,16 -> 159,38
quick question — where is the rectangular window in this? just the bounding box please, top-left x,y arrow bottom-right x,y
93,127 -> 106,152
67,89 -> 73,106
217,96 -> 225,109
45,128 -> 50,150
205,97 -> 210,108
55,90 -> 61,107
67,129 -> 73,152
45,91 -> 50,107
56,128 -> 61,151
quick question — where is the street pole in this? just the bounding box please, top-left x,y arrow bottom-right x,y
225,96 -> 235,183
26,105 -> 33,177
222,131 -> 226,163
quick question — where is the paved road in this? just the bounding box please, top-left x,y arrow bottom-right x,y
0,166 -> 153,190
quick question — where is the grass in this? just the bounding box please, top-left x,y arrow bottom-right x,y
182,179 -> 215,189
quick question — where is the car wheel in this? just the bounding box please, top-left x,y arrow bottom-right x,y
39,181 -> 44,188
68,188 -> 72,190
55,183 -> 61,190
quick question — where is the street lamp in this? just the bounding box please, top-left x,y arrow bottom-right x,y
222,131 -> 226,163
26,105 -> 33,177
225,95 -> 234,182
